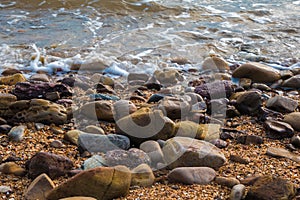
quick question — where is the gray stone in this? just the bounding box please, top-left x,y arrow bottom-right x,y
8,125 -> 26,142
230,184 -> 246,200
154,69 -> 183,85
202,56 -> 229,71
236,135 -> 263,145
29,73 -> 50,82
139,140 -> 164,167
82,155 -> 107,170
131,164 -> 155,187
0,186 -> 11,193
80,101 -> 114,122
266,96 -> 298,113
264,120 -> 294,139
266,147 -> 300,162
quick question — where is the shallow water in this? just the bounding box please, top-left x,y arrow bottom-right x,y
0,0 -> 299,73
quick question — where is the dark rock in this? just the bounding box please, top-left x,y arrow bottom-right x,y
291,136 -> 300,148
266,96 -> 298,113
210,139 -> 228,148
234,91 -> 262,115
147,94 -> 165,103
230,154 -> 250,164
282,74 -> 300,88
158,96 -> 190,120
0,125 -> 12,134
237,135 -> 263,145
230,184 -> 246,200
264,120 -> 294,139
283,112 -> 300,131
194,80 -> 234,100
113,100 -> 137,121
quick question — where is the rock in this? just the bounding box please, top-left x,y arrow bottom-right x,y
64,130 -> 82,145
167,167 -> 216,185
215,177 -> 240,188
80,101 -> 114,122
230,154 -> 250,164
139,140 -> 164,167
50,140 -> 64,148
7,125 -> 26,142
105,148 -> 151,169
1,68 -> 21,76
239,78 -> 252,89
237,135 -> 263,145
154,69 -> 183,85
127,73 -> 149,83
291,136 -> 300,148
147,94 -> 165,103
240,176 -> 261,186
162,137 -> 226,170
45,92 -> 60,101
24,173 -> 55,200
174,121 -> 221,141
283,112 -> 300,131
131,164 -> 155,187
202,56 -> 229,71
0,186 -> 11,193
0,162 -> 26,176
158,96 -> 190,119
266,96 -> 298,113
209,139 -> 228,149
245,176 -> 296,200
46,166 -> 131,200
59,197 -> 97,200
230,184 -> 246,200
12,81 -> 72,100
232,62 -> 281,83
0,93 -> 17,118
115,108 -> 175,145
194,80 -> 234,100
0,73 -> 26,85
266,147 -> 300,162
83,125 -> 105,135
282,74 -> 300,88
0,124 -> 11,134
29,73 -> 50,82
27,152 -> 73,179
78,133 -> 130,154
252,83 -> 271,91
264,120 -> 294,139
82,155 -> 107,170
233,91 -> 262,115
113,100 -> 137,121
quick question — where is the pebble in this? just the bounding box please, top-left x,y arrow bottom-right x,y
266,147 -> 300,162
0,162 -> 26,176
291,135 -> 300,148
237,135 -> 263,145
0,186 -> 12,193
83,125 -> 105,135
229,154 -> 250,164
139,140 -> 164,167
50,140 -> 64,148
266,95 -> 298,113
215,177 -> 240,188
283,112 -> 300,131
9,125 -> 25,141
229,184 -> 246,200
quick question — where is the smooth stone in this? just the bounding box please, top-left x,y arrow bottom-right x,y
80,101 -> 114,122
230,154 -> 250,164
46,166 -> 131,200
115,108 -> 175,145
237,135 -> 263,145
105,148 -> 151,169
139,140 -> 164,166
0,73 -> 26,85
59,197 -> 97,200
283,112 -> 300,131
83,125 -> 105,135
154,69 -> 183,85
230,184 -> 246,200
291,136 -> 300,148
0,186 -> 11,193
232,62 -> 281,83
0,93 -> 17,108
282,74 -> 300,88
264,120 -> 294,139
7,125 -> 26,142
78,133 -> 130,154
202,56 -> 229,71
147,94 -> 165,103
64,130 -> 83,145
158,96 -> 190,120
167,167 -> 216,185
0,162 -> 26,176
27,152 -> 73,179
266,147 -> 300,162
245,176 -> 296,200
215,177 -> 240,188
113,100 -> 137,121
131,164 -> 155,187
266,96 -> 298,113
233,91 -> 262,115
50,140 -> 64,148
24,173 -> 55,200
29,73 -> 50,82
82,155 -> 107,170
163,137 -> 226,170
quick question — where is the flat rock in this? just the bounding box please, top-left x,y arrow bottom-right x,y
83,125 -> 105,135
264,120 -> 294,139
154,69 -> 183,85
29,73 -> 50,82
80,101 -> 114,122
167,167 -> 216,185
162,137 -> 226,170
266,147 -> 300,162
245,176 -> 296,200
237,135 -> 263,145
131,164 -> 155,187
194,80 -> 234,100
232,62 -> 281,83
266,96 -> 298,113
46,166 -> 131,200
283,112 -> 300,131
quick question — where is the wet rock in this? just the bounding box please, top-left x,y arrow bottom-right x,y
154,69 -> 183,85
194,80 -> 234,100
233,91 -> 262,115
266,147 -> 300,162
232,62 -> 281,83
24,173 -> 55,200
0,117 -> 7,125
46,166 -> 131,200
139,140 -> 164,167
113,100 -> 137,121
83,125 -> 105,135
95,83 -> 116,94
158,96 -> 190,119
264,120 -> 294,139
0,162 -> 26,176
291,136 -> 300,148
105,148 -> 151,169
13,81 -> 72,100
82,155 -> 107,170
202,56 -> 229,71
230,184 -> 246,200
245,176 -> 296,200
209,139 -> 228,149
282,74 -> 300,88
7,125 -> 26,142
0,73 -> 26,85
78,133 -> 130,154
168,167 -> 216,185
215,177 -> 240,188
163,137 -> 226,170
131,164 -> 155,187
115,108 -> 175,145
230,154 -> 250,164
266,96 -> 298,113
283,112 -> 300,131
237,135 -> 263,145
27,152 -> 73,179
29,73 -> 50,82
80,101 -> 114,122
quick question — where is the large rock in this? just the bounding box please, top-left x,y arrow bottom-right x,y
281,74 -> 300,88
232,62 -> 281,83
158,96 -> 190,119
82,155 -> 107,170
0,73 -> 26,85
167,167 -> 216,185
162,137 -> 226,170
245,176 -> 296,200
115,108 -> 175,145
266,96 -> 298,113
264,120 -> 294,139
24,173 -> 55,200
283,112 -> 300,131
46,166 -> 131,200
27,152 -> 73,179
233,91 -> 262,115
80,101 -> 114,121
78,133 -> 130,154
